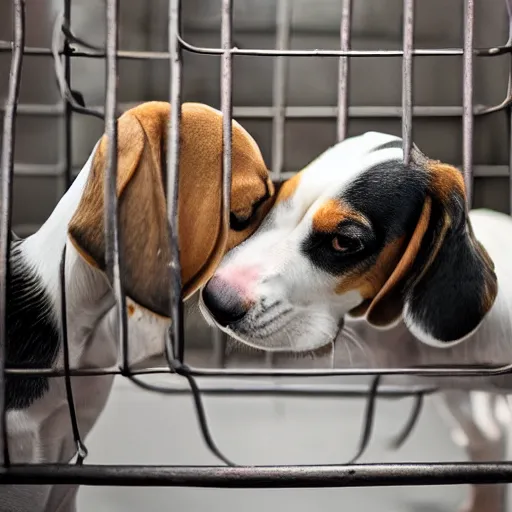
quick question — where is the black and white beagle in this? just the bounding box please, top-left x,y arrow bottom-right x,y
5,101 -> 273,512
201,131 -> 512,512
201,131 -> 501,354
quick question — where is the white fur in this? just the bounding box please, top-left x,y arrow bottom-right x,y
5,144 -> 170,512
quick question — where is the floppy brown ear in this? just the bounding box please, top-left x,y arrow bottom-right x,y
364,158 -> 498,347
68,107 -> 173,317
69,101 -> 272,315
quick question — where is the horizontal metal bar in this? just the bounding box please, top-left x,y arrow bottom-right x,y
9,164 -> 508,180
2,103 -> 505,119
0,366 -> 437,397
1,40 -> 511,59
4,361 -> 512,379
0,41 -> 177,60
127,382 -> 438,398
184,363 -> 512,379
3,462 -> 512,487
0,366 -> 437,396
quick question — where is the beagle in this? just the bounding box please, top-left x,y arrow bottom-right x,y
201,131 -> 512,512
5,101 -> 273,512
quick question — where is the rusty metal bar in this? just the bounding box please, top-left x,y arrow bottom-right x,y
0,0 -> 25,467
221,0 -> 233,231
1,40 -> 512,59
3,462 -> 512,487
337,0 -> 352,142
462,0 -> 475,206
167,0 -> 184,362
402,0 -> 414,164
176,36 -> 512,58
271,0 -> 291,176
62,0 -> 73,191
3,103 -> 511,119
103,0 -> 129,372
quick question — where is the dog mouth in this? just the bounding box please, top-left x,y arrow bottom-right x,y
199,293 -> 342,356
199,294 -> 296,351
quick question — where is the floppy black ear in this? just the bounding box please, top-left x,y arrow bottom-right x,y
401,160 -> 497,346
365,157 -> 497,347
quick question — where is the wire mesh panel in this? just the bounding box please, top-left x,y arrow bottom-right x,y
1,0 -> 512,494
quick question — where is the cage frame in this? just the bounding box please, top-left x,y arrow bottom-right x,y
1,0 -> 512,490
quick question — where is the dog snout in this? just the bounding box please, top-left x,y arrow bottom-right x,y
202,276 -> 251,326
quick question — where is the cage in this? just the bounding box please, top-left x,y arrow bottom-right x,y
2,0 -> 512,511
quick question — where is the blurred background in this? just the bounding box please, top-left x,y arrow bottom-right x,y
1,0 -> 512,510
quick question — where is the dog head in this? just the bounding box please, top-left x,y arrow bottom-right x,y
200,132 -> 497,353
68,101 -> 274,318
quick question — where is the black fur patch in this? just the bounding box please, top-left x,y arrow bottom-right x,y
301,146 -> 495,343
302,160 -> 428,276
405,198 -> 493,342
6,243 -> 60,410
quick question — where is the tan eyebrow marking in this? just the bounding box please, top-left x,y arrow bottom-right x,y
312,199 -> 369,233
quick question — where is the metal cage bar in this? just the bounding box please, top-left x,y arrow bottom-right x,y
2,41 -> 512,59
401,0 -> 414,164
271,0 -> 291,176
336,0 -> 352,142
167,0 -> 184,363
3,462 -> 512,487
62,0 -> 73,192
104,0 -> 130,374
462,0 -> 475,206
0,0 -> 25,467
220,0 -> 234,238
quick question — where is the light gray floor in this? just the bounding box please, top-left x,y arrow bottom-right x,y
77,373 -> 470,512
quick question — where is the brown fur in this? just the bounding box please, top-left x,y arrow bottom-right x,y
335,237 -> 406,300
312,199 -> 369,234
356,159 -> 496,327
365,197 -> 432,326
275,172 -> 301,204
68,101 -> 273,316
427,160 -> 497,318
427,160 -> 466,205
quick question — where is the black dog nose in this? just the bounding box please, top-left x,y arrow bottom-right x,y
202,276 -> 248,327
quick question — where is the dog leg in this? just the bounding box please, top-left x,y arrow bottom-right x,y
436,390 -> 509,512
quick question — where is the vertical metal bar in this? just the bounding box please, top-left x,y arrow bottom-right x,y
462,0 -> 474,207
0,0 -> 25,467
218,0 -> 234,369
221,0 -> 233,225
63,0 -> 73,191
271,0 -> 291,176
402,0 -> 414,165
167,0 -> 184,362
506,0 -> 512,215
104,0 -> 129,371
337,0 -> 352,142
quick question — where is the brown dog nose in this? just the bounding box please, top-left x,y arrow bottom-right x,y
202,276 -> 248,327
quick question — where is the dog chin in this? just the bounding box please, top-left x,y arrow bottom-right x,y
199,295 -> 338,354
215,321 -> 337,355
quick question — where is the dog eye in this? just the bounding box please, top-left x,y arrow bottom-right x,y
230,211 -> 253,231
230,192 -> 271,232
331,235 -> 363,254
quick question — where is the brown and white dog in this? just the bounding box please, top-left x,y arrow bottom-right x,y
5,101 -> 274,512
201,131 -> 512,512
